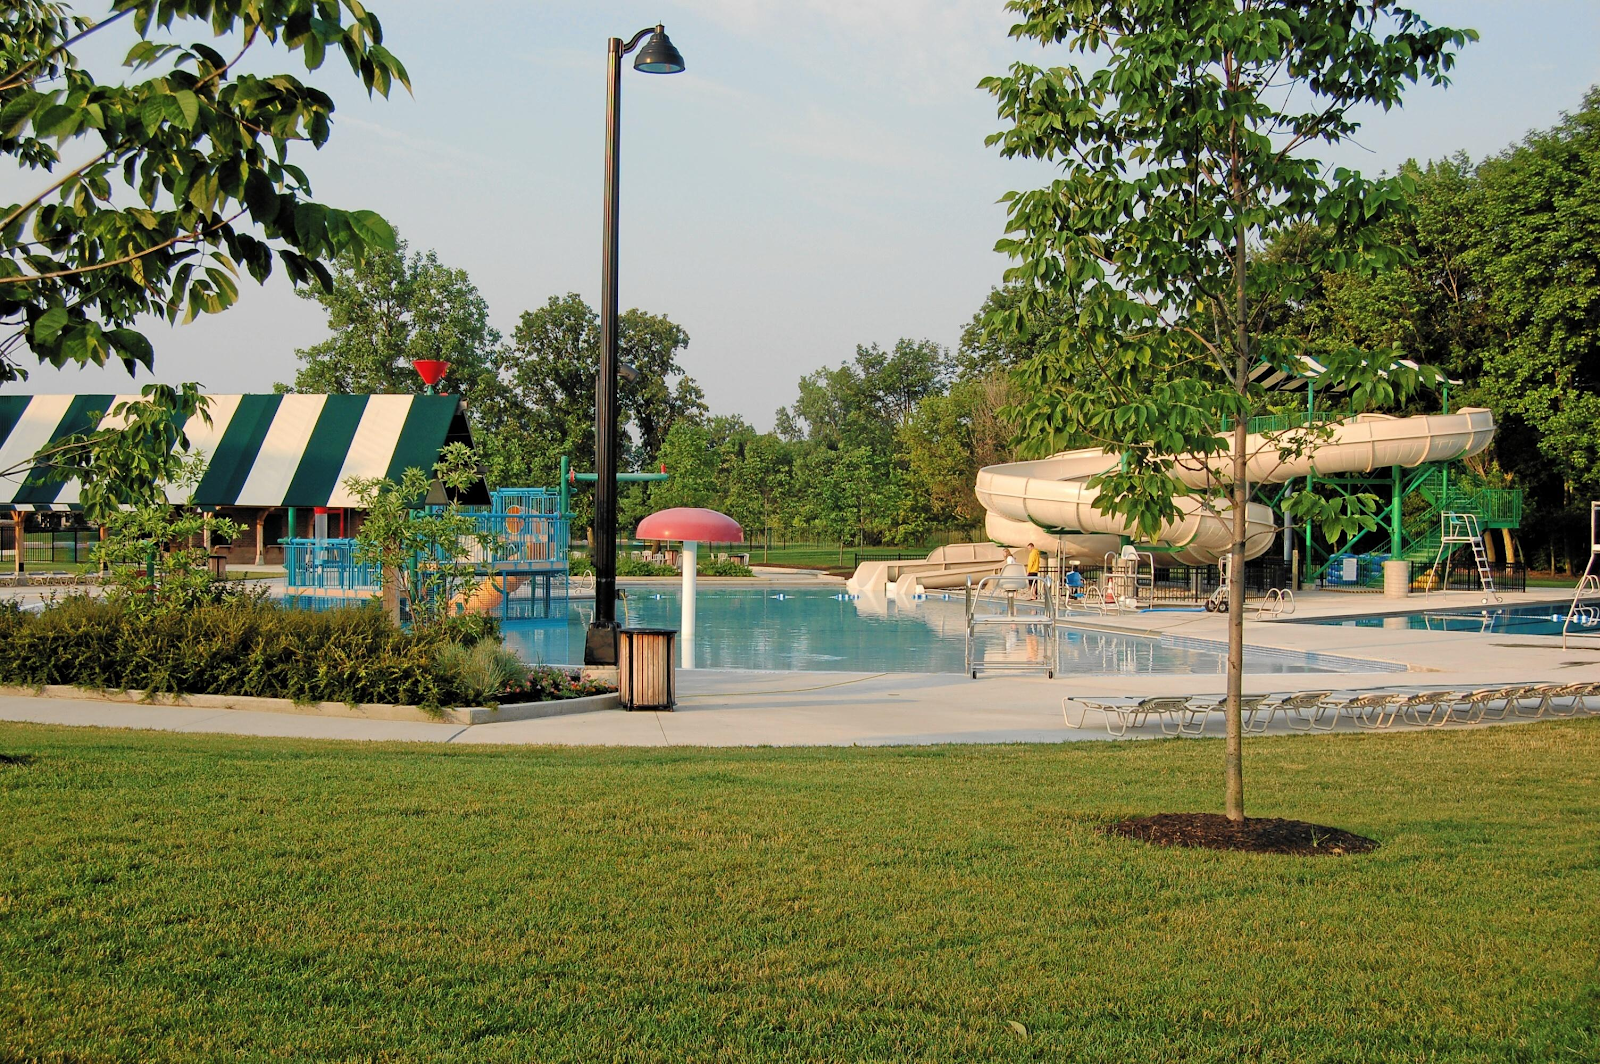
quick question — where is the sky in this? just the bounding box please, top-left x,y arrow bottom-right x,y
8,1 -> 1600,429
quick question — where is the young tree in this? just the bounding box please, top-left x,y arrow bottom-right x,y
2,1 -> 408,381
983,1 -> 1470,819
285,235 -> 500,404
345,442 -> 488,627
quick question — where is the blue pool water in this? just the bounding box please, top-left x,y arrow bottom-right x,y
1301,601 -> 1594,637
500,587 -> 1389,675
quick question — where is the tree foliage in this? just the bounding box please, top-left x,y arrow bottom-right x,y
1,0 -> 409,381
285,234 -> 500,405
485,293 -> 705,492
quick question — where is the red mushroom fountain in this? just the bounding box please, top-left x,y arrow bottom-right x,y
634,507 -> 743,669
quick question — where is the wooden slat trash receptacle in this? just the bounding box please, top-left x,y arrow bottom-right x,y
618,627 -> 677,710
207,547 -> 230,579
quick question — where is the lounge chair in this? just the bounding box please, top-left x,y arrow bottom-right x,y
1169,694 -> 1273,737
1063,696 -> 1192,738
1245,691 -> 1335,733
1391,690 -> 1461,727
1525,682 -> 1592,719
1442,687 -> 1534,725
1331,691 -> 1407,730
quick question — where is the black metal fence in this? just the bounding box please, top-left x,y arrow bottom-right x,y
0,528 -> 97,566
1409,560 -> 1527,594
1040,558 -> 1293,606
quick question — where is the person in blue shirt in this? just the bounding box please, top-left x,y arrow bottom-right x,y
1064,561 -> 1085,600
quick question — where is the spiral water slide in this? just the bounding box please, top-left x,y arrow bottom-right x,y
976,408 -> 1497,565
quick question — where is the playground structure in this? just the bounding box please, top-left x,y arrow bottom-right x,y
974,369 -> 1524,600
285,487 -> 571,621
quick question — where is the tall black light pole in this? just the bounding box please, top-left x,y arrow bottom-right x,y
586,24 -> 686,666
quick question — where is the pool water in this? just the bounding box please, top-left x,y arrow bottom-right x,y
500,587 -> 1387,675
1302,601 -> 1594,637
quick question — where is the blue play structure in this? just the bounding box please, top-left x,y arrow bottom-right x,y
283,487 -> 570,621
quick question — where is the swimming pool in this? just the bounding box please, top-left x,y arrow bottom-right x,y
1300,601 -> 1593,637
500,587 -> 1392,675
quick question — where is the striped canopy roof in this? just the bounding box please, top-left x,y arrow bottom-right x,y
0,393 -> 471,511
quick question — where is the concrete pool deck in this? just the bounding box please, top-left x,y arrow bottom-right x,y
1,585 -> 1596,747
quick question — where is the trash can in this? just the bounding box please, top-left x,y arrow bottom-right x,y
618,627 -> 677,710
207,546 -> 230,579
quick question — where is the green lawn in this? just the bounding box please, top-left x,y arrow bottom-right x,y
1,721 -> 1596,1062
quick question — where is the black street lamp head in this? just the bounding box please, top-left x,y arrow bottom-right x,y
633,27 -> 685,74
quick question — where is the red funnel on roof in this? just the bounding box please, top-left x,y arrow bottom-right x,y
413,359 -> 450,387
635,507 -> 742,543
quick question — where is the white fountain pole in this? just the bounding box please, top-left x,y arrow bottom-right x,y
681,539 -> 697,669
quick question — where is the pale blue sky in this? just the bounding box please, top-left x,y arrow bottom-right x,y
10,1 -> 1600,428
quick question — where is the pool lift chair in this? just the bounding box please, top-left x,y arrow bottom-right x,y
1563,501 -> 1600,649
965,569 -> 1058,679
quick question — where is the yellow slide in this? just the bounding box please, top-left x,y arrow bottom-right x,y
450,574 -> 526,614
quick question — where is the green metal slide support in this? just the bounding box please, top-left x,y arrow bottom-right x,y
1390,466 -> 1403,558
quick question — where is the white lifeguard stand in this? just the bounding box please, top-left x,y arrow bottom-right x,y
1563,501 -> 1600,648
1426,511 -> 1500,603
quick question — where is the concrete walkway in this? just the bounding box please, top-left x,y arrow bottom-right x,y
2,665 -> 1593,747
2,585 -> 1595,748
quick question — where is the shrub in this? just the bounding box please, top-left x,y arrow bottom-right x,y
435,641 -> 528,704
0,598 -> 482,709
569,555 -> 754,577
698,559 -> 755,577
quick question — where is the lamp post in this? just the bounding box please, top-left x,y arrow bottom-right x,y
586,24 -> 686,666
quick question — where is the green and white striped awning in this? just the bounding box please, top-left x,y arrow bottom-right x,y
0,393 -> 472,511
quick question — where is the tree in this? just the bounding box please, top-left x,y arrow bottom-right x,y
285,235 -> 500,405
776,339 -> 951,450
1469,91 -> 1600,554
983,0 -> 1469,820
2,1 -> 407,382
488,294 -> 705,492
957,284 -> 1077,382
345,442 -> 487,627
899,374 -> 1020,534
720,431 -> 795,559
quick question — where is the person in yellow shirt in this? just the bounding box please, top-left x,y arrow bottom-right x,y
1025,541 -> 1042,598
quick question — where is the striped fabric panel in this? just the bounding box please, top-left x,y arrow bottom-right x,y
51,393 -> 143,508
283,394 -> 369,506
326,394 -> 415,508
383,396 -> 460,484
233,394 -> 327,505
192,394 -> 283,505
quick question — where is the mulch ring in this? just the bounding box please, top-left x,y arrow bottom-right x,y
1100,813 -> 1379,856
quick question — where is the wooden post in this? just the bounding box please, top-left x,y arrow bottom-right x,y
254,510 -> 266,567
99,524 -> 107,574
12,510 -> 22,574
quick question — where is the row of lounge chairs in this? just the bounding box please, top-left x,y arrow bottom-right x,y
1064,683 -> 1599,737
0,570 -> 102,587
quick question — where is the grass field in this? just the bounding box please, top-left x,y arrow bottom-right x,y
1,720 -> 1596,1062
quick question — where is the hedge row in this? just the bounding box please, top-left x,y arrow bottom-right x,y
0,599 -> 478,708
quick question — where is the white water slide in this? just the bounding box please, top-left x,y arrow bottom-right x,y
976,408 -> 1497,566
